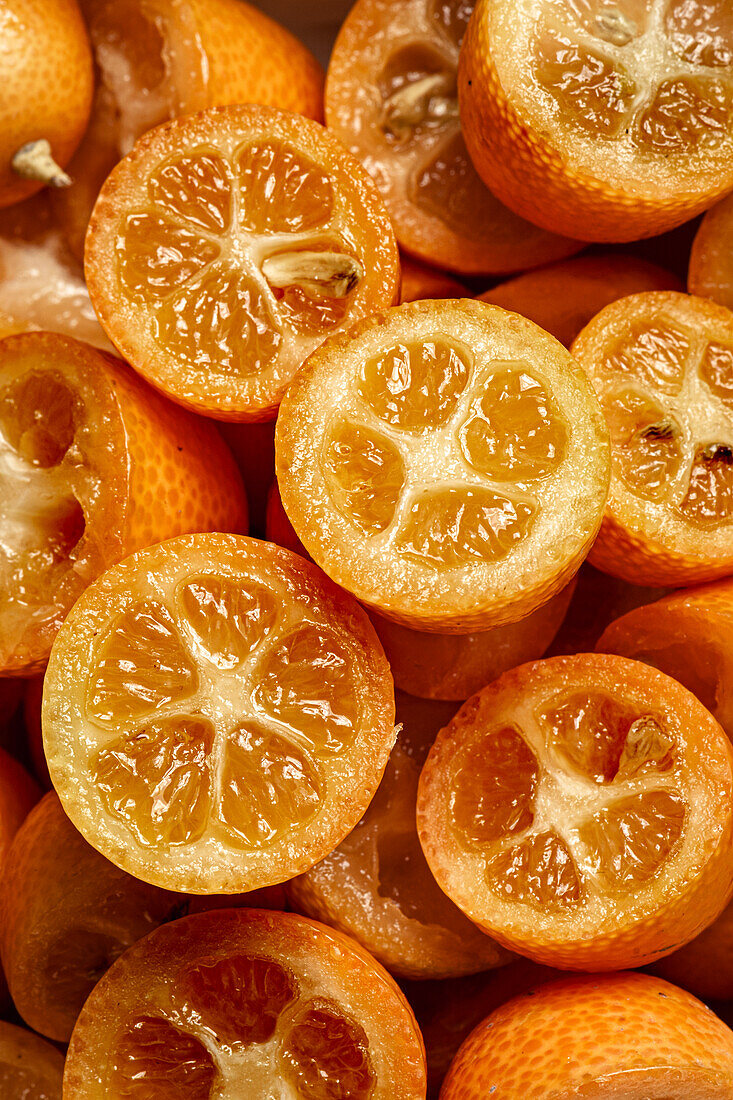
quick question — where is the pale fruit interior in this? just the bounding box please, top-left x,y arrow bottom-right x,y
115,139 -> 364,390
598,313 -> 733,528
0,364 -> 96,668
533,0 -> 733,157
320,337 -> 569,572
80,569 -> 366,867
450,688 -> 686,912
108,959 -> 375,1099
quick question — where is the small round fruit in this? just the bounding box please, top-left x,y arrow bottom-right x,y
689,191 -> 733,312
0,1019 -> 64,1099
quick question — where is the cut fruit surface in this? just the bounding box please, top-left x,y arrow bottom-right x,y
459,0 -> 733,241
0,331 -> 247,676
571,291 -> 733,586
84,104 -> 399,421
440,971 -> 733,1100
63,908 -> 427,1099
0,1019 -> 64,1099
479,254 -> 683,349
276,298 -> 610,632
689,191 -> 733,313
42,534 -> 396,893
288,690 -> 512,979
417,653 -> 733,969
325,0 -> 582,274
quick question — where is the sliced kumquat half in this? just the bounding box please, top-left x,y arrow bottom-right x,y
479,253 -> 683,349
276,298 -> 610,633
0,331 -> 247,676
572,291 -> 733,586
63,908 -> 427,1099
653,893 -> 733,1004
459,0 -> 733,242
417,653 -> 733,971
288,690 -> 511,980
441,971 -> 733,1100
325,0 -> 581,275
689,191 -> 733,313
42,534 -> 396,894
55,0 -> 325,260
84,103 -> 400,421
0,1019 -> 64,1100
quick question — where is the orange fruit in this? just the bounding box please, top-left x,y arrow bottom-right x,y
0,791 -> 286,1043
55,0 -> 325,260
0,746 -> 39,869
288,690 -> 511,979
689,191 -> 733,312
0,330 -> 248,676
653,897 -> 733,1003
417,652 -> 733,970
276,297 -> 610,632
459,0 -> 733,242
325,0 -> 582,275
266,478 -> 308,558
0,0 -> 93,209
440,971 -> 733,1099
0,1019 -> 64,1099
63,907 -> 427,1098
84,103 -> 400,421
571,291 -> 733,586
42,533 -> 396,893
597,577 -> 733,740
370,579 -> 576,701
400,256 -> 468,303
479,253 -> 683,349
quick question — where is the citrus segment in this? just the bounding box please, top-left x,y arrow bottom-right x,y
276,298 -> 609,631
459,0 -> 733,241
63,909 -> 427,1099
42,534 -> 395,893
85,104 -> 399,421
572,291 -> 733,585
0,1021 -> 64,1100
288,691 -> 511,980
417,653 -> 733,969
325,0 -> 582,275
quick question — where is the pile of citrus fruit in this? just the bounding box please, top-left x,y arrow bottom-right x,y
3,0 -> 733,1095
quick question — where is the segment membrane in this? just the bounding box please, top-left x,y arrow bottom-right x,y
109,1016 -> 216,1100
579,789 -> 685,889
487,831 -> 583,908
254,624 -> 360,754
359,338 -> 470,432
148,151 -> 233,234
236,142 -> 335,235
178,574 -> 278,669
281,1003 -> 375,1100
322,419 -> 405,536
665,0 -> 733,67
700,342 -> 733,410
636,77 -> 732,154
678,444 -> 733,525
604,322 -> 690,395
459,367 -> 567,481
118,213 -> 220,301
93,716 -> 213,848
533,27 -> 636,136
396,487 -> 535,568
411,132 -> 509,238
86,601 -> 197,726
602,389 -> 682,502
175,954 -> 297,1048
451,726 -> 538,846
219,722 -> 320,847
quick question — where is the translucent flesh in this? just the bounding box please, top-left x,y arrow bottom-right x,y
602,389 -> 682,501
118,213 -> 221,302
0,1065 -> 57,1100
487,831 -> 583,908
378,44 -> 457,144
411,133 -> 508,237
451,727 -> 538,846
636,77 -> 732,154
376,827 -> 475,926
358,338 -> 470,432
254,625 -> 360,754
235,143 -> 334,236
700,342 -> 733,410
579,789 -> 686,889
177,575 -> 278,670
175,954 -> 297,1049
281,1003 -> 375,1100
219,723 -> 320,847
666,0 -> 733,68
396,487 -> 536,568
109,1016 -> 216,1100
459,367 -> 567,481
149,152 -> 233,234
322,420 -> 405,535
429,0 -> 474,49
538,691 -> 675,784
93,717 -> 214,848
678,445 -> 733,524
605,324 -> 689,396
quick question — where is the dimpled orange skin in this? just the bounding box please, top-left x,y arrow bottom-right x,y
458,0 -> 733,244
0,0 -> 94,208
689,193 -> 733,313
440,972 -> 733,1099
